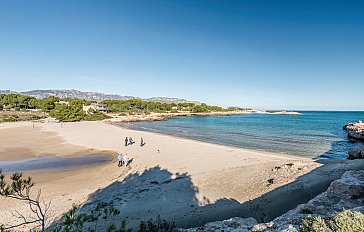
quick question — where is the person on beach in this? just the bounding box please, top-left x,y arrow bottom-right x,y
117,153 -> 124,167
140,137 -> 144,146
129,137 -> 133,145
124,137 -> 128,146
124,153 -> 131,166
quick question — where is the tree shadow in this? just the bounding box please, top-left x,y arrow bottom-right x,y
50,136 -> 364,230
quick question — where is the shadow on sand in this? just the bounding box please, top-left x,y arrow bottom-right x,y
51,137 -> 364,230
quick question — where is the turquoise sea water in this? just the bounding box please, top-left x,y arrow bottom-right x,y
119,111 -> 364,159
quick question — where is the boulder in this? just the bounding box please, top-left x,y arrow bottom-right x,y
179,217 -> 258,232
348,147 -> 364,159
344,122 -> 364,140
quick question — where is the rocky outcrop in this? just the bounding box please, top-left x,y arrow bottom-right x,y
179,217 -> 258,232
344,121 -> 364,140
180,170 -> 364,232
348,147 -> 364,159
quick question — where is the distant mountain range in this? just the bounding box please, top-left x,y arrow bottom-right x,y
0,89 -> 200,104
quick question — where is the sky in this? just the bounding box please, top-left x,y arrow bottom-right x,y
0,0 -> 363,110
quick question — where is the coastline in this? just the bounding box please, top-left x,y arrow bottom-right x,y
104,110 -> 251,123
0,120 -> 346,230
114,121 -> 317,160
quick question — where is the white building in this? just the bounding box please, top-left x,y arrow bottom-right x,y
83,103 -> 107,113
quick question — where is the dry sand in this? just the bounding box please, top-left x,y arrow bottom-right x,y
0,120 -> 348,230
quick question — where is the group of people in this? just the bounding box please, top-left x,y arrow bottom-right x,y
118,136 -> 145,167
117,152 -> 131,167
124,136 -> 145,147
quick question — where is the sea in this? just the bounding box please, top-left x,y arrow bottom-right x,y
118,111 -> 364,159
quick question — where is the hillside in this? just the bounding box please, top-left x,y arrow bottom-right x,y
0,89 -> 200,104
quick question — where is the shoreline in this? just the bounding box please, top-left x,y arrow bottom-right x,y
104,110 -> 251,123
103,110 -> 302,123
113,121 -> 317,160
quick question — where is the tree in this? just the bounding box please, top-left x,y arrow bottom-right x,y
49,105 -> 85,122
0,171 -> 51,231
0,172 -> 132,232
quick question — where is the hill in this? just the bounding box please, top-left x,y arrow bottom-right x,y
0,89 -> 200,104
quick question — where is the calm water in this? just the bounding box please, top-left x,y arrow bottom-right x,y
0,154 -> 112,173
120,111 -> 364,159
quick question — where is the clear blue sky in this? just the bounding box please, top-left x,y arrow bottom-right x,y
0,0 -> 363,110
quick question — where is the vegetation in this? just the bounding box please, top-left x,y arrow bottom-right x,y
301,210 -> 364,232
52,203 -> 131,232
0,93 -> 233,122
1,172 -> 176,232
139,216 -> 176,232
101,99 -> 226,114
0,94 -> 60,112
0,111 -> 46,123
0,171 -> 51,231
0,94 -> 109,122
49,105 -> 84,122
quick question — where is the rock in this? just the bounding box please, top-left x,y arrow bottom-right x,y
179,217 -> 258,232
348,147 -> 364,159
344,122 -> 364,140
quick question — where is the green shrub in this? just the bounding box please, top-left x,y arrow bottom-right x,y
301,210 -> 364,232
301,215 -> 331,232
52,203 -> 131,232
329,210 -> 364,232
138,216 -> 175,232
84,112 -> 110,121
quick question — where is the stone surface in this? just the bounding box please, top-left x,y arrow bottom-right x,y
344,122 -> 364,140
348,147 -> 364,159
179,217 -> 258,232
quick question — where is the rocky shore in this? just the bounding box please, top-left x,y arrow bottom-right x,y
348,147 -> 364,160
343,121 -> 364,140
104,111 -> 250,123
180,170 -> 364,232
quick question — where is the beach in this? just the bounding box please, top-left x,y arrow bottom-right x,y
1,120 -> 363,229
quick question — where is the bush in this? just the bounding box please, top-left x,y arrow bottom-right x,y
49,105 -> 85,122
139,216 -> 176,232
301,215 -> 331,232
329,210 -> 364,231
84,111 -> 110,121
52,203 -> 131,232
301,210 -> 364,232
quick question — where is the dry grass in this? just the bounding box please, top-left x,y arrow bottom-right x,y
0,111 -> 47,123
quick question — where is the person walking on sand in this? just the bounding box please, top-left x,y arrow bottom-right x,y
117,153 -> 124,167
129,137 -> 133,145
124,137 -> 128,146
140,137 -> 144,146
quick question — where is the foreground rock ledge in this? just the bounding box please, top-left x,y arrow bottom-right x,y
179,170 -> 364,232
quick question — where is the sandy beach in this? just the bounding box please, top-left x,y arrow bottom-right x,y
1,120 -> 363,230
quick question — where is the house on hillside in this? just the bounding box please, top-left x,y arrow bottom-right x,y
82,103 -> 107,113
